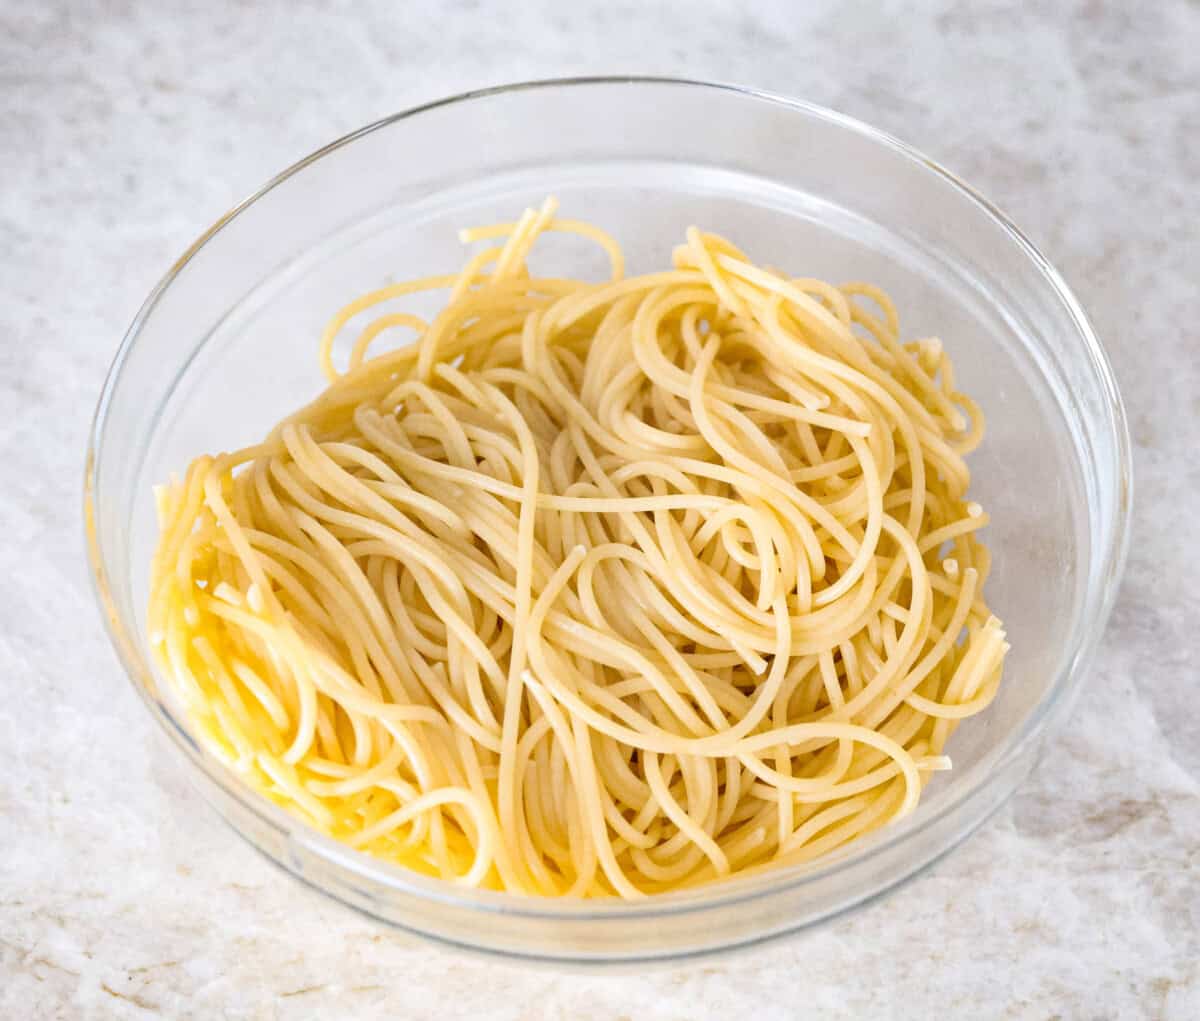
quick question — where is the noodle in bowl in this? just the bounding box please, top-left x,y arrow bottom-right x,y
149,198 -> 1007,899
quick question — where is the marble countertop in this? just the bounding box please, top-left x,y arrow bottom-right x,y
3,1 -> 1197,1017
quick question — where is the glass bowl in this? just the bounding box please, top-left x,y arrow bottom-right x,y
85,77 -> 1131,964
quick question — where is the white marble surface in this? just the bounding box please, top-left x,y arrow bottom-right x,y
3,1 -> 1198,1017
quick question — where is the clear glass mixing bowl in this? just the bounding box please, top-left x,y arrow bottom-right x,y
85,78 -> 1131,963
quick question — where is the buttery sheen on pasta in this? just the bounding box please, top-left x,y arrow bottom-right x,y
149,200 -> 1007,898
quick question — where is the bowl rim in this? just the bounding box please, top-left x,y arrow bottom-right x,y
84,75 -> 1133,928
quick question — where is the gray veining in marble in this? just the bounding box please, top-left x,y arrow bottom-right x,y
1,1 -> 1197,1017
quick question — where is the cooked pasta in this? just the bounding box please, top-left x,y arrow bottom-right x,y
149,199 -> 1007,897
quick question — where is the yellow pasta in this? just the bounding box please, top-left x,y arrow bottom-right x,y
148,198 -> 1007,897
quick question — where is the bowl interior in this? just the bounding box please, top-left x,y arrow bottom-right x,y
89,80 -> 1120,960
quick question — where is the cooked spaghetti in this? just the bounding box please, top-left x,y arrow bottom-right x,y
149,199 -> 1007,897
